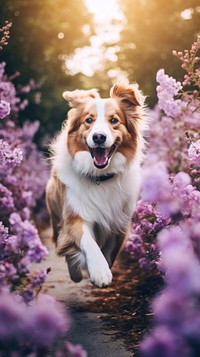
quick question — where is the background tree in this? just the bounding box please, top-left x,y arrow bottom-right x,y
0,0 -> 92,138
116,0 -> 200,106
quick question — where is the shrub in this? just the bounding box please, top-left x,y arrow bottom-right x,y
127,36 -> 200,356
0,22 -> 87,357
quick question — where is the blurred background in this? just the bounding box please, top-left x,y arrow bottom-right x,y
0,0 -> 200,139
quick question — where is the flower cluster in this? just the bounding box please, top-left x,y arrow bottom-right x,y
127,37 -> 200,356
0,109 -> 48,300
0,60 -> 31,117
0,22 -> 87,357
141,222 -> 200,357
127,163 -> 200,272
173,34 -> 200,89
188,139 -> 200,167
0,21 -> 12,51
126,200 -> 167,271
0,87 -> 49,298
0,289 -> 86,356
0,99 -> 10,119
127,37 -> 200,267
156,68 -> 182,117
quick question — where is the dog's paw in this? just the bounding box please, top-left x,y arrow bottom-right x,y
69,269 -> 83,283
87,258 -> 112,288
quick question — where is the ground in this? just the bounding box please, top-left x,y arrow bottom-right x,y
39,227 -> 163,357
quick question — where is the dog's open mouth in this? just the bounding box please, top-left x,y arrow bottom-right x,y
89,145 -> 115,169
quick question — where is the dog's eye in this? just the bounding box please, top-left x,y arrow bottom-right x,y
85,117 -> 93,124
110,117 -> 119,124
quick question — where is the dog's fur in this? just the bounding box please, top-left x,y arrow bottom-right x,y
46,83 -> 146,287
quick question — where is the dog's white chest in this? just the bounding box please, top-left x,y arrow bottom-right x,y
66,170 -> 140,233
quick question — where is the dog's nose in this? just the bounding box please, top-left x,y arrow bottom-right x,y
92,132 -> 107,145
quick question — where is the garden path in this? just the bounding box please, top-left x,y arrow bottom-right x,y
39,227 -> 132,357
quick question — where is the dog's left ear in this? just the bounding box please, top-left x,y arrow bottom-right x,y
110,83 -> 144,107
62,89 -> 100,108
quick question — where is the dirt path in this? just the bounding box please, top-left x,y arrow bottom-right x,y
39,227 -> 132,357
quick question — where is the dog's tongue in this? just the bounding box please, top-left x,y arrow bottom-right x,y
93,148 -> 108,168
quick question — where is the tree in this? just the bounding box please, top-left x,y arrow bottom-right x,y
0,0 -> 92,137
116,0 -> 200,106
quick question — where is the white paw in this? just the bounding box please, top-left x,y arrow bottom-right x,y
80,224 -> 113,287
87,257 -> 112,288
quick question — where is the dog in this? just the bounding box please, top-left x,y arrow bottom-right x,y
46,82 -> 146,288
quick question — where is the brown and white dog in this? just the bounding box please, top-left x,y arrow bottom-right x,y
46,83 -> 146,288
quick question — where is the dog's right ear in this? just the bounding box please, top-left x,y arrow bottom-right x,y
110,83 -> 144,107
62,89 -> 100,107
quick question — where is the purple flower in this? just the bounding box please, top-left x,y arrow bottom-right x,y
141,162 -> 180,217
0,221 -> 8,240
138,36 -> 200,357
17,257 -> 31,274
0,290 -> 25,340
0,183 -> 15,216
0,100 -> 10,119
4,234 -> 19,254
25,294 -> 70,347
0,23 -> 86,357
0,139 -> 23,169
0,289 -> 75,355
30,269 -> 47,288
141,326 -> 190,357
188,140 -> 200,167
21,288 -> 35,303
172,171 -> 191,189
0,262 -> 17,284
27,240 -> 48,263
158,226 -> 200,295
152,290 -> 189,327
141,162 -> 170,203
156,69 -> 182,117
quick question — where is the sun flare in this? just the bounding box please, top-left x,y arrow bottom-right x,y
85,0 -> 122,23
65,0 -> 125,77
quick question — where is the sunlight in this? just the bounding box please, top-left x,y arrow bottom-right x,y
65,0 -> 125,78
85,0 -> 123,23
181,8 -> 193,20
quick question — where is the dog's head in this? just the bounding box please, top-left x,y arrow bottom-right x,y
62,83 -> 145,174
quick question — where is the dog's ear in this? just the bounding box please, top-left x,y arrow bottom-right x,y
110,83 -> 144,107
62,89 -> 100,107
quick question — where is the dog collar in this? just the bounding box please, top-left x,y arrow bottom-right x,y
87,173 -> 116,185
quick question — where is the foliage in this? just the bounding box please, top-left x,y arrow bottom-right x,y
125,36 -> 200,356
0,22 -> 87,356
116,0 -> 200,107
0,0 -> 92,137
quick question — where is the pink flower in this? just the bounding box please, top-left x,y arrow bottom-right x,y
188,140 -> 200,167
156,69 -> 182,117
0,100 -> 10,119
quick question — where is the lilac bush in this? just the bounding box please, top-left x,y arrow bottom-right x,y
141,222 -> 200,357
127,36 -> 200,356
0,21 -> 48,298
126,35 -> 200,272
0,22 -> 87,357
0,68 -> 48,298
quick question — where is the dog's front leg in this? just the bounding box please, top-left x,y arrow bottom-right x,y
81,223 -> 112,288
57,217 -> 112,287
